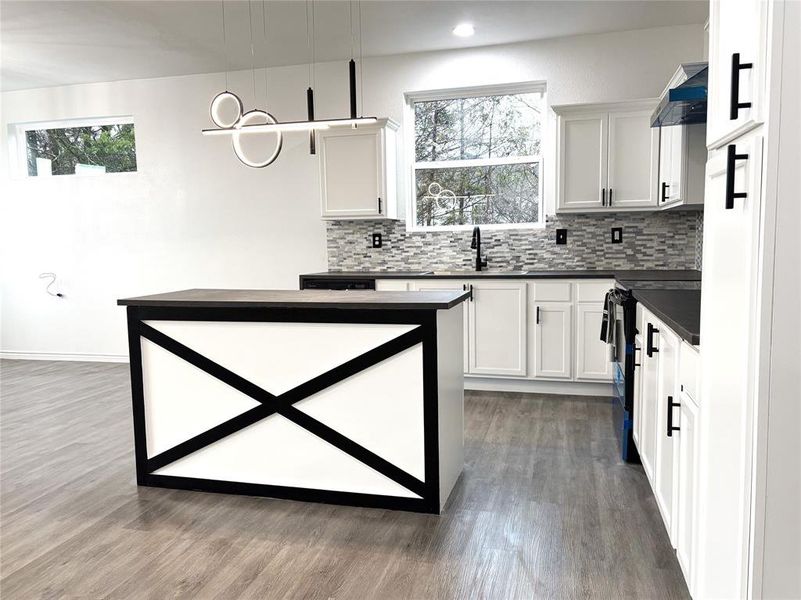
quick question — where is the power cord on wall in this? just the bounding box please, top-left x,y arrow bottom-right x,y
39,272 -> 64,298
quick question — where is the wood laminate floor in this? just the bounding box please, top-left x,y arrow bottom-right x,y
0,359 -> 688,599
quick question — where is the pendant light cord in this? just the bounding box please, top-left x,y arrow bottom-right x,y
262,0 -> 269,105
248,0 -> 256,106
358,0 -> 364,116
306,0 -> 316,90
221,0 -> 228,90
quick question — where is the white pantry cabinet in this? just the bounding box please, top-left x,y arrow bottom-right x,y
706,0 -> 768,148
319,119 -> 400,220
555,100 -> 659,212
467,281 -> 527,377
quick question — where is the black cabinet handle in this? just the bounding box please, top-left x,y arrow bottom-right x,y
667,396 -> 680,437
634,346 -> 641,368
601,188 -> 606,206
469,284 -> 473,301
609,189 -> 613,206
536,306 -> 540,325
725,144 -> 749,209
730,53 -> 753,120
646,322 -> 659,357
377,197 -> 382,213
661,182 -> 669,203
462,284 -> 467,291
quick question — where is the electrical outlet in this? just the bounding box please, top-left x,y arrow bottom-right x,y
371,233 -> 382,248
555,229 -> 567,245
611,227 -> 623,244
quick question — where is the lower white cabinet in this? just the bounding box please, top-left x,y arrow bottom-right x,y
639,316 -> 660,483
468,281 -> 527,377
654,325 -> 680,546
676,388 -> 699,595
374,279 -> 413,291
409,279 -> 469,373
532,302 -> 572,379
575,303 -> 613,381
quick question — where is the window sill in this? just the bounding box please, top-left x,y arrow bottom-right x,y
405,221 -> 546,233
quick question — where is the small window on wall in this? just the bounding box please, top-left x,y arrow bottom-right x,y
18,117 -> 137,177
407,83 -> 545,230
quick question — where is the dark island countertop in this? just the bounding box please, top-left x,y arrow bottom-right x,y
632,289 -> 701,345
118,288 -> 471,310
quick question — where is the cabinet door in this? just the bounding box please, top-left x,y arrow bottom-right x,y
640,320 -> 660,483
375,279 -> 413,291
707,0 -> 768,148
658,125 -> 687,206
676,391 -> 699,595
632,334 -> 644,448
696,131 -> 763,597
468,281 -> 527,377
607,110 -> 659,208
533,302 -> 572,379
575,303 -> 612,381
412,280 -> 469,373
655,326 -> 680,545
558,113 -> 608,210
320,128 -> 383,218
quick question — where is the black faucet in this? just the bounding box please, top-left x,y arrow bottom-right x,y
470,226 -> 488,272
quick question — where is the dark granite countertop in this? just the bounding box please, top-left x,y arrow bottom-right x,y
300,269 -> 702,281
118,288 -> 470,310
632,289 -> 701,346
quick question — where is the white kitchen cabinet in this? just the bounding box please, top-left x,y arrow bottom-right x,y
707,0 -> 768,148
411,279 -> 469,373
639,312 -> 660,483
467,281 -> 527,377
654,325 -> 680,546
632,333 -> 644,448
532,302 -> 572,379
374,279 -> 413,291
319,119 -> 400,219
657,123 -> 707,208
575,303 -> 612,381
555,100 -> 659,212
676,388 -> 700,595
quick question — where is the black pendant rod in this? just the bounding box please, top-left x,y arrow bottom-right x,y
307,87 -> 316,154
349,59 -> 357,119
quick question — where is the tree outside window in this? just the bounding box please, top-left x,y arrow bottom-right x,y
411,86 -> 544,228
23,121 -> 137,177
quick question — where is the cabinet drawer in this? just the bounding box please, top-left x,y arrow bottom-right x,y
531,281 -> 572,302
576,280 -> 614,304
679,342 -> 701,403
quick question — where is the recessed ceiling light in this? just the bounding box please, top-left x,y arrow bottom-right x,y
452,23 -> 475,37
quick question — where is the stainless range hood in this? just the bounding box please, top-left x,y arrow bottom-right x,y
651,62 -> 708,127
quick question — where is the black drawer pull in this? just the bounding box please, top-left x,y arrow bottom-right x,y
634,346 -> 641,368
667,396 -> 681,437
646,322 -> 659,357
730,53 -> 753,120
725,144 -> 749,209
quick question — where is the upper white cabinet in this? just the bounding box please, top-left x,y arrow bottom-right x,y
556,100 -> 659,212
468,281 -> 527,377
707,0 -> 768,148
319,119 -> 400,220
657,124 -> 707,208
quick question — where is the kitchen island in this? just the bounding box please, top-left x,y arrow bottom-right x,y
118,288 -> 469,514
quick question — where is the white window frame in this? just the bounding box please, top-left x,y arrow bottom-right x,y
403,82 -> 546,232
11,115 -> 138,179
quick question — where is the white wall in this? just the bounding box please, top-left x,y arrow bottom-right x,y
0,24 -> 703,359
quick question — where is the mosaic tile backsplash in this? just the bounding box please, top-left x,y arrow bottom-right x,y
327,211 -> 703,272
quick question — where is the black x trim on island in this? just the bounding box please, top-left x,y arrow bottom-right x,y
126,305 -> 443,513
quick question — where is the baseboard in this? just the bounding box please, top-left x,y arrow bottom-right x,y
464,376 -> 613,397
0,351 -> 129,363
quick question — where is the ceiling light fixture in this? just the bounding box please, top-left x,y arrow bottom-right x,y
453,23 -> 475,37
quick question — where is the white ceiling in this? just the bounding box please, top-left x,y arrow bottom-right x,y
0,0 -> 708,92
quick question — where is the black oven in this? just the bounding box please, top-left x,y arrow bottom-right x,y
609,288 -> 640,463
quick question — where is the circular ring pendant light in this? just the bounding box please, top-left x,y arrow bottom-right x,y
210,91 -> 244,128
232,109 -> 283,168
